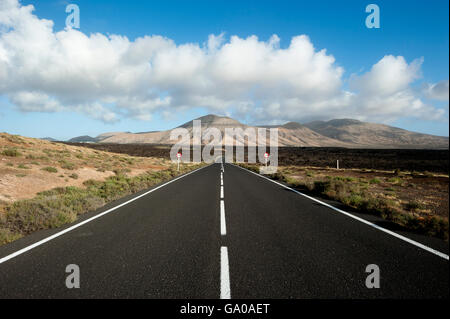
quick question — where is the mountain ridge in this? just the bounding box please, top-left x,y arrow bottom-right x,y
66,114 -> 448,149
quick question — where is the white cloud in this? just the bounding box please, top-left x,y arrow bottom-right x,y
350,55 -> 423,97
9,91 -> 62,112
347,55 -> 445,122
0,0 -> 447,125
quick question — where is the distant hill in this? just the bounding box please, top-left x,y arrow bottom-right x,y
40,137 -> 58,142
303,119 -> 449,149
68,114 -> 449,149
68,135 -> 98,143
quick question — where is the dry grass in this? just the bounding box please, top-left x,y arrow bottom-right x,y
0,133 -> 171,203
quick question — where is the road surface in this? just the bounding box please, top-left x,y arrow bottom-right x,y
0,163 -> 448,298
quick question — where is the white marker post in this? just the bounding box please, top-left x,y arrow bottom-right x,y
177,152 -> 182,171
264,152 -> 269,168
337,160 -> 339,170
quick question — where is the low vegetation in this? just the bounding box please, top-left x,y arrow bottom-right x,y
240,163 -> 449,240
41,166 -> 58,173
2,149 -> 21,157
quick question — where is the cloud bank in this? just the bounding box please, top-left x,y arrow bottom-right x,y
0,0 -> 447,124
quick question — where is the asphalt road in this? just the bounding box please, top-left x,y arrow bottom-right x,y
0,163 -> 448,298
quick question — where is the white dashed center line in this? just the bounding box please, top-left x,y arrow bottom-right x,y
219,163 -> 231,299
220,246 -> 231,299
220,200 -> 226,236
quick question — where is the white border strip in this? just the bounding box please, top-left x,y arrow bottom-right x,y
0,164 -> 211,265
220,246 -> 231,299
234,164 -> 449,261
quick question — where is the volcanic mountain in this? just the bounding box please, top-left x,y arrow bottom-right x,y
72,114 -> 448,149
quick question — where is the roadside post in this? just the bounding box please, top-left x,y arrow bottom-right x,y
264,152 -> 270,168
177,152 -> 182,171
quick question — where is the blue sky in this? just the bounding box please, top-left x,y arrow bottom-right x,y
0,0 -> 448,140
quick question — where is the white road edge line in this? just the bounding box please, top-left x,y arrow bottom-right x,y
234,164 -> 449,261
220,200 -> 227,236
220,246 -> 231,299
0,164 -> 212,265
